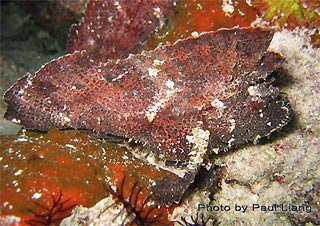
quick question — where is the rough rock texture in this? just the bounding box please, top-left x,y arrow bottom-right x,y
175,28 -> 320,225
169,190 -> 214,224
60,196 -> 132,226
4,28 -> 291,164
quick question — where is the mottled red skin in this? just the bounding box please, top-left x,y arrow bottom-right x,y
4,28 -> 291,162
67,0 -> 176,61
